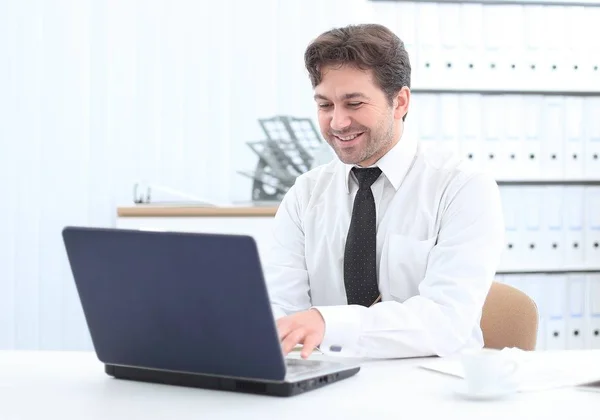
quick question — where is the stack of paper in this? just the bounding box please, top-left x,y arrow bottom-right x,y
420,348 -> 600,392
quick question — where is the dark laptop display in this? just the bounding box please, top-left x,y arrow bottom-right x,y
62,226 -> 359,396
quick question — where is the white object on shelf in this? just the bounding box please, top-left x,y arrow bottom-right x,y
132,181 -> 230,207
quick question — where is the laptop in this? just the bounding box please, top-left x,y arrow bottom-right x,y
61,226 -> 360,397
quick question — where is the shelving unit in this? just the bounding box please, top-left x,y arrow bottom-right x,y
498,268 -> 600,275
411,89 -> 600,96
371,0 -> 600,6
372,0 -> 600,351
496,180 -> 600,186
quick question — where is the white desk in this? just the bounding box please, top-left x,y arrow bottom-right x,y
1,350 -> 599,420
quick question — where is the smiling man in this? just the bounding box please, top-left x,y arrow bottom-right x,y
263,24 -> 505,360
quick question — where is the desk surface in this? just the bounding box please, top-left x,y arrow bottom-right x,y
2,350 -> 599,420
117,206 -> 278,217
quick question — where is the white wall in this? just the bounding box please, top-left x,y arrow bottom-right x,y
0,0 -> 380,350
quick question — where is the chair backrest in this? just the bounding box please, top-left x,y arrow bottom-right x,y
480,282 -> 539,351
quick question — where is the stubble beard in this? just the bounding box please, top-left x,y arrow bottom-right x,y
330,117 -> 395,166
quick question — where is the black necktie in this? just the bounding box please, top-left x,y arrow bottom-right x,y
344,167 -> 382,307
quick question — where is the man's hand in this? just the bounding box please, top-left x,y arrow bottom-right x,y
276,309 -> 325,359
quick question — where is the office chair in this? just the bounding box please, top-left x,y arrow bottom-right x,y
480,282 -> 539,351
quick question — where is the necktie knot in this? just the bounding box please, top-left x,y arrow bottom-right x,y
352,167 -> 382,190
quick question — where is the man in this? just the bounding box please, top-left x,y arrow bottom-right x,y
263,24 -> 505,360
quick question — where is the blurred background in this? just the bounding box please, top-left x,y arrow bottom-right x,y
1,0 -> 599,352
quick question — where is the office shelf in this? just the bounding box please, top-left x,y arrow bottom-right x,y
370,0 -> 600,7
496,180 -> 600,186
497,267 -> 600,275
411,88 -> 600,96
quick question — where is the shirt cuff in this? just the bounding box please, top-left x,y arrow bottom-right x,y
312,305 -> 362,357
271,304 -> 287,320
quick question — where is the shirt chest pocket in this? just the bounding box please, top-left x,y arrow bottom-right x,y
385,234 -> 437,300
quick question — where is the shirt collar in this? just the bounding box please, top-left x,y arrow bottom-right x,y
344,134 -> 417,193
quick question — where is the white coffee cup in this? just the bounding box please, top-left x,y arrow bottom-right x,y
460,349 -> 520,396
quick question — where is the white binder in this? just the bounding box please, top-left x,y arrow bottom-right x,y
522,96 -> 543,179
503,95 -> 525,180
459,94 -> 482,170
481,5 -> 505,88
499,187 -> 522,271
396,1 -> 418,70
542,186 -> 565,270
522,5 -> 546,91
458,3 -> 484,90
575,8 -> 600,93
521,187 -> 543,270
415,94 -> 440,152
564,6 -> 589,92
567,274 -> 587,350
584,98 -> 600,178
584,186 -> 600,266
564,97 -> 585,180
415,2 -> 441,88
501,5 -> 527,91
437,2 -> 461,88
482,95 -> 505,179
545,275 -> 567,351
589,274 -> 600,350
563,187 -> 585,267
440,94 -> 460,155
540,6 -> 568,89
540,97 -> 565,180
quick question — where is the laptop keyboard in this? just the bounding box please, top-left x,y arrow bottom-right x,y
285,358 -> 329,376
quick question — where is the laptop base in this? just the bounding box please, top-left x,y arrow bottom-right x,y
105,364 -> 360,397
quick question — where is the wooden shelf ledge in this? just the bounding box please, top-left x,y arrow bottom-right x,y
117,206 -> 278,218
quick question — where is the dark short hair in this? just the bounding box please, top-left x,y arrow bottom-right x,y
304,23 -> 411,119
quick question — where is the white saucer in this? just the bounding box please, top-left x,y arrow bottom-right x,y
454,383 -> 517,401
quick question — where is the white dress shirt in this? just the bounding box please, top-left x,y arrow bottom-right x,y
263,134 -> 505,359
